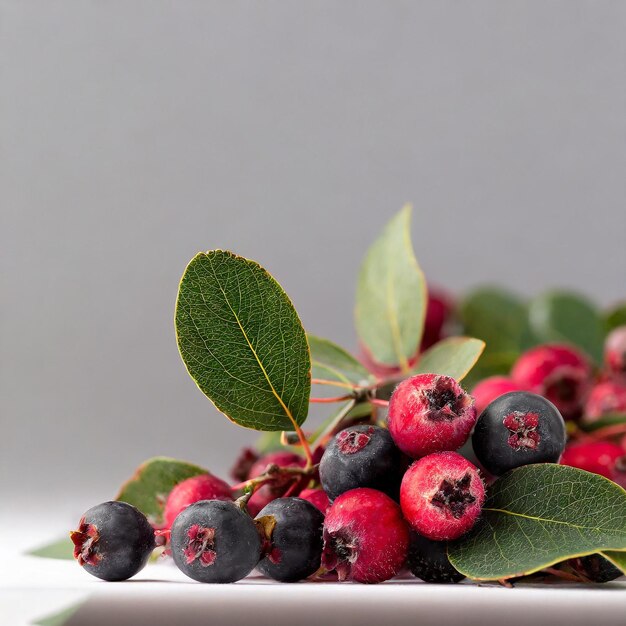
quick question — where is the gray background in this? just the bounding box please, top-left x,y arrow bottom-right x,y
2,1 -> 626,517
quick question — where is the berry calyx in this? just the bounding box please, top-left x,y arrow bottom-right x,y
400,452 -> 484,541
170,500 -> 261,583
70,501 -> 156,581
319,424 -> 402,500
388,374 -> 477,458
322,488 -> 409,583
511,344 -> 592,420
164,473 -> 233,528
472,391 -> 566,476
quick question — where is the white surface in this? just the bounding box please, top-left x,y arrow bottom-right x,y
2,512 -> 626,626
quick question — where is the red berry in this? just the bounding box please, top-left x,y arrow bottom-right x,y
246,452 -> 305,516
511,344 -> 593,420
388,374 -> 477,458
299,488 -> 330,515
229,447 -> 259,482
560,441 -> 626,486
472,376 -> 525,416
321,488 -> 409,583
164,474 -> 232,528
605,326 -> 626,383
400,452 -> 485,541
584,381 -> 626,422
421,287 -> 454,351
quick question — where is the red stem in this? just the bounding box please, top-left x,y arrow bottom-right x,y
370,398 -> 389,408
309,395 -> 353,403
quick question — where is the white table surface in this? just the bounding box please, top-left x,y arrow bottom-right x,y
2,512 -> 626,626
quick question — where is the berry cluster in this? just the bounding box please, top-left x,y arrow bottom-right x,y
73,364 -> 624,585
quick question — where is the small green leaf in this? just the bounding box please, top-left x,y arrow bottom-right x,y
176,250 -> 311,431
448,464 -> 626,580
601,550 -> 626,575
412,337 -> 485,381
605,303 -> 626,333
116,456 -> 208,524
308,334 -> 374,387
459,287 -> 532,355
28,536 -> 74,560
355,205 -> 427,371
528,291 -> 605,363
578,414 -> 626,432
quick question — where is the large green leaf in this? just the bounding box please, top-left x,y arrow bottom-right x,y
448,464 -> 626,580
116,457 -> 209,524
459,287 -> 532,355
28,536 -> 74,560
308,334 -> 374,387
412,337 -> 485,381
528,291 -> 605,363
355,205 -> 426,372
176,250 -> 311,431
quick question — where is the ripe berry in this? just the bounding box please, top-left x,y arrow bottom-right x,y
255,497 -> 324,582
407,531 -> 465,584
246,451 -> 305,516
605,326 -> 626,383
584,381 -> 626,422
319,424 -> 402,500
164,473 -> 232,528
472,376 -> 525,416
569,554 -> 623,583
421,287 -> 454,351
299,488 -> 330,514
511,344 -> 592,420
560,441 -> 626,487
321,488 -> 409,583
70,501 -> 155,581
230,447 -> 260,482
170,500 -> 260,583
388,374 -> 477,458
472,391 -> 566,476
400,452 -> 485,541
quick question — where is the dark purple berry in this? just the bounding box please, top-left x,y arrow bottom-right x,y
472,391 -> 566,476
70,501 -> 155,581
407,532 -> 465,584
569,554 -> 623,583
256,497 -> 324,582
319,424 -> 402,500
170,500 -> 260,583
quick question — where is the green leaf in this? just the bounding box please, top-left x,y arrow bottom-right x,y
254,431 -> 285,454
463,351 -> 519,390
175,250 -> 311,431
308,334 -> 374,387
116,456 -> 208,524
28,536 -> 74,560
601,550 -> 626,575
578,414 -> 626,432
412,337 -> 485,381
528,291 -> 605,363
459,287 -> 532,355
605,303 -> 626,333
448,464 -> 626,580
355,205 -> 426,371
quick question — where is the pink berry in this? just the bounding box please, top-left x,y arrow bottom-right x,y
605,326 -> 626,383
387,374 -> 477,458
511,344 -> 593,420
400,452 -> 485,541
321,488 -> 409,583
421,287 -> 454,351
299,488 -> 330,515
163,474 -> 233,528
560,442 -> 626,487
472,376 -> 526,416
584,380 -> 626,422
246,451 -> 305,516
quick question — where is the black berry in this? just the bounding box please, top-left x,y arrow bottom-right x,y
319,424 -> 402,500
256,497 -> 324,582
407,531 -> 465,584
70,501 -> 155,581
569,554 -> 623,583
472,391 -> 566,476
170,500 -> 261,583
